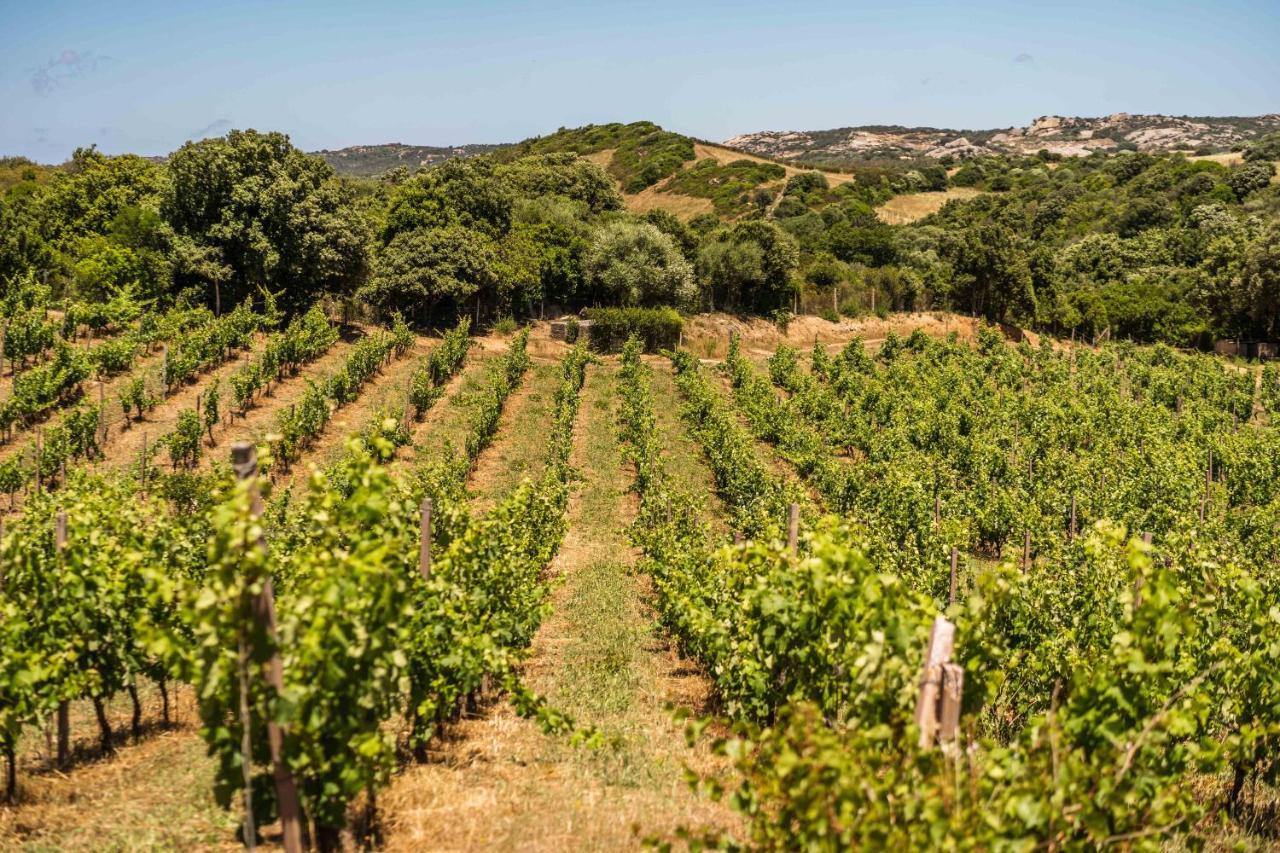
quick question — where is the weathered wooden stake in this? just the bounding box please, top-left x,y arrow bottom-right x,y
1022,529 -> 1031,573
34,428 -> 42,495
948,547 -> 959,607
140,433 -> 148,495
230,443 -> 304,853
914,615 -> 956,749
419,498 -> 433,580
1069,495 -> 1077,541
938,663 -> 964,744
787,503 -> 800,554
98,381 -> 106,446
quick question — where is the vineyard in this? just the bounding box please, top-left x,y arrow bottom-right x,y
2,307 -> 1280,850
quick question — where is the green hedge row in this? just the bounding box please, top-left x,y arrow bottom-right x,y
582,307 -> 682,353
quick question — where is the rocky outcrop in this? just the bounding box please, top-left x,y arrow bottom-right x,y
726,114 -> 1280,163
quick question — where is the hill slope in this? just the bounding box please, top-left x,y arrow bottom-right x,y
312,142 -> 504,177
726,113 -> 1280,165
505,121 -> 854,220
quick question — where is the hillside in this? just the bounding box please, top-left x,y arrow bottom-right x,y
726,113 -> 1280,165
502,121 -> 855,220
311,142 -> 504,176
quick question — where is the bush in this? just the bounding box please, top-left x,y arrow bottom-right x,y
492,315 -> 518,336
583,307 -> 682,353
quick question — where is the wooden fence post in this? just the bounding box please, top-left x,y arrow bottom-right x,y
419,498 -> 433,580
34,428 -> 42,496
1022,529 -> 1031,573
140,434 -> 148,496
914,615 -> 956,749
948,547 -> 959,607
1069,495 -> 1077,541
787,503 -> 800,554
161,345 -> 169,393
231,443 -> 304,853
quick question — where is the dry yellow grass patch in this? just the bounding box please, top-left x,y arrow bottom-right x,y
577,143 -> 854,220
624,183 -> 716,218
1189,151 -> 1245,167
877,187 -> 982,224
581,149 -> 614,170
693,142 -> 855,185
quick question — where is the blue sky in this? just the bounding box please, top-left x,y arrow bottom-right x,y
1,0 -> 1277,162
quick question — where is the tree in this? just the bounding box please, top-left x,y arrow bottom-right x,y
164,130 -> 369,312
382,157 -> 513,240
826,221 -> 897,267
1235,224 -> 1280,337
643,209 -> 699,262
946,223 -> 1034,321
1243,132 -> 1280,163
699,220 -> 799,313
360,225 -> 498,318
497,153 -> 623,215
582,221 -> 697,309
1228,162 -> 1275,201
785,171 -> 829,196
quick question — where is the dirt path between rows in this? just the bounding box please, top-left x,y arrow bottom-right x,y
381,360 -> 738,851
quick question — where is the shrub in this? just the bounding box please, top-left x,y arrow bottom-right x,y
583,307 -> 682,353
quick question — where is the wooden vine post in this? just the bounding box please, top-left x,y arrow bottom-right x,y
914,615 -> 964,749
34,428 -> 42,496
1200,450 -> 1213,523
1135,531 -> 1153,608
419,498 -> 433,580
140,433 -> 148,497
98,381 -> 107,447
948,547 -> 959,607
55,511 -> 70,766
787,503 -> 800,554
1022,530 -> 1031,573
231,443 -> 304,853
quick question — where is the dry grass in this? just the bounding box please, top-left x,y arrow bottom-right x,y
624,184 -> 715,219
380,361 -> 738,851
682,310 -> 996,361
277,333 -> 436,491
466,359 -> 560,510
0,685 -> 236,852
1189,151 -> 1245,167
692,142 -> 855,186
876,187 -> 982,225
580,143 -> 853,221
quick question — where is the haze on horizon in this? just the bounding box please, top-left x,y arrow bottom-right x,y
1,0 -> 1277,163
